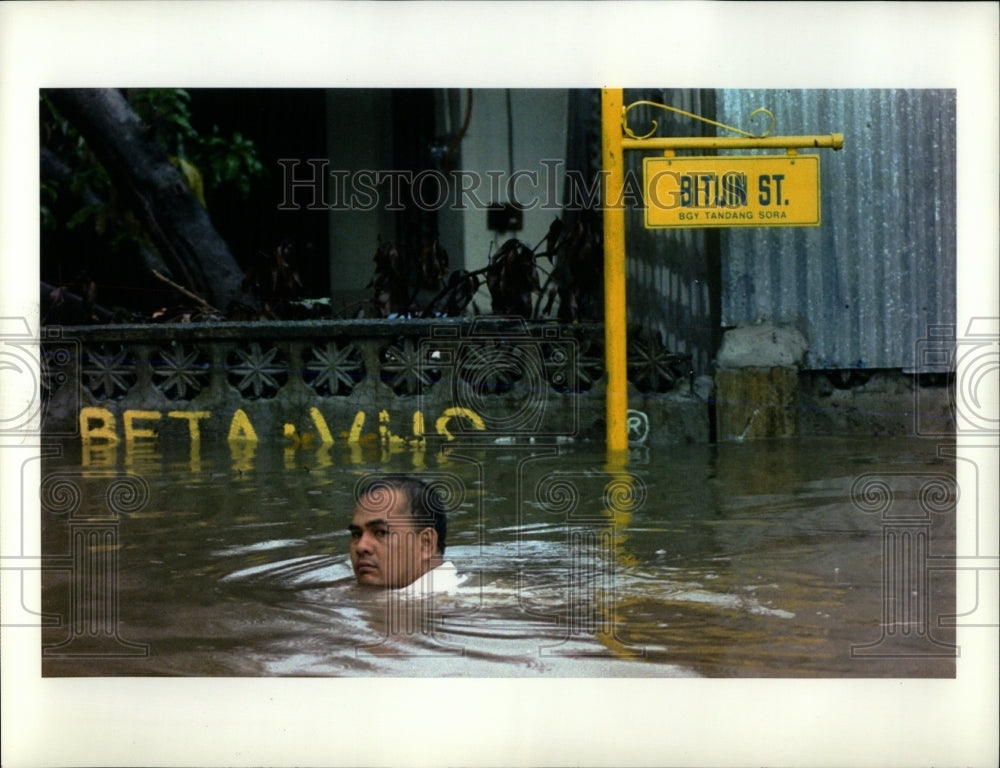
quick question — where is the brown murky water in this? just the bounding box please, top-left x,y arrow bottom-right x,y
40,436 -> 956,677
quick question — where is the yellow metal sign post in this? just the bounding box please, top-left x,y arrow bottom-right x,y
601,88 -> 629,461
600,88 -> 843,456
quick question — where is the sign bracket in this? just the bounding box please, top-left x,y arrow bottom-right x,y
622,98 -> 843,152
624,99 -> 777,140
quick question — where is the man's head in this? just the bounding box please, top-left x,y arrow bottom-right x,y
348,474 -> 447,588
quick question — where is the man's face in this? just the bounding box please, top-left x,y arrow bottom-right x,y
349,487 -> 436,588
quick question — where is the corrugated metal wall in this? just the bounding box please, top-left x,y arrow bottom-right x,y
715,89 -> 956,371
624,89 -> 717,376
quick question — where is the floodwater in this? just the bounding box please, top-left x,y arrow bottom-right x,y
40,436 -> 956,677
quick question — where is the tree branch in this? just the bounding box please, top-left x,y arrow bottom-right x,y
46,88 -> 258,313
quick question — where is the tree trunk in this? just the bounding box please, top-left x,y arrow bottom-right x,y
46,88 -> 256,312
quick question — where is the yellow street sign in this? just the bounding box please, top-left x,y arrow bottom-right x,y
643,154 -> 820,228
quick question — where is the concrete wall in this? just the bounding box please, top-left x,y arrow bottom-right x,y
42,320 -> 953,448
42,320 -> 709,451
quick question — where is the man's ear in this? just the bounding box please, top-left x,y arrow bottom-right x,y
419,527 -> 438,558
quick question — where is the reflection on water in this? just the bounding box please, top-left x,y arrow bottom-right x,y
41,437 -> 956,677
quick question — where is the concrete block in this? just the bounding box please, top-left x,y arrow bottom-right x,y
715,366 -> 799,440
716,323 -> 808,370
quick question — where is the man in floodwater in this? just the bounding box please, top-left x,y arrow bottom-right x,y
349,473 -> 464,592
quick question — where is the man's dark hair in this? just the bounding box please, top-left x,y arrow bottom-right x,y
356,473 -> 448,554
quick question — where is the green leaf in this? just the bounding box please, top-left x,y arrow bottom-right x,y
66,203 -> 102,230
224,155 -> 239,179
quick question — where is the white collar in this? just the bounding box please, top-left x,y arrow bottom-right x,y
402,560 -> 467,598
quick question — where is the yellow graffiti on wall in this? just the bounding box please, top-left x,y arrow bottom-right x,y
78,405 -> 485,472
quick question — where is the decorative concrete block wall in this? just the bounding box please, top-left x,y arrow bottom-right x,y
41,318 -> 708,448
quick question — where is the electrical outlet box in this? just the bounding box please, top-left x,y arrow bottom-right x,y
487,202 -> 524,232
